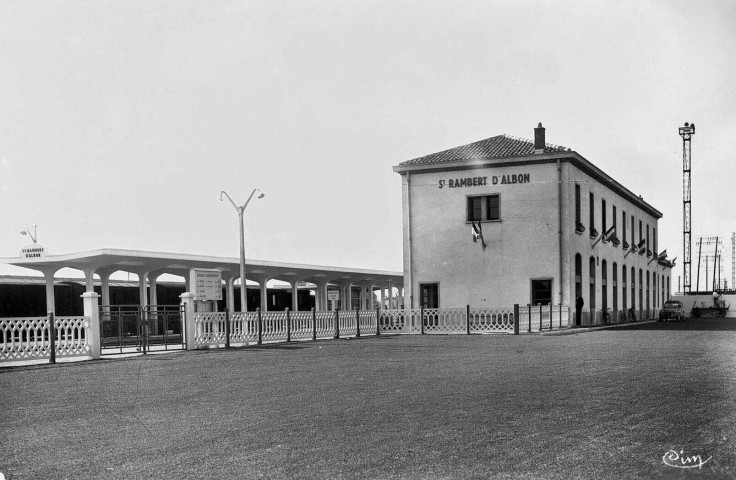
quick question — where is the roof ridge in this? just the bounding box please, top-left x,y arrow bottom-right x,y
502,133 -> 567,151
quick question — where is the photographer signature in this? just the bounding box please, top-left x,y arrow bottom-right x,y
662,449 -> 711,469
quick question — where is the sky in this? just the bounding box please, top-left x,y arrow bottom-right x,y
1,0 -> 734,287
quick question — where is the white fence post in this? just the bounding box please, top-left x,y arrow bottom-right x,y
180,292 -> 196,350
82,292 -> 100,359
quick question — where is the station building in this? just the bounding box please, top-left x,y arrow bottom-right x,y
393,123 -> 674,323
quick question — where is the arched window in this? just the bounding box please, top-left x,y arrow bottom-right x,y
589,257 -> 596,310
622,265 -> 627,310
631,266 -> 636,310
601,260 -> 608,311
646,271 -> 650,314
662,274 -> 665,304
639,269 -> 643,315
612,262 -> 618,314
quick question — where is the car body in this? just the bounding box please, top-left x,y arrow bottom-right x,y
659,300 -> 684,321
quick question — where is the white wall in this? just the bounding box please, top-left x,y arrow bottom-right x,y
404,163 -> 560,307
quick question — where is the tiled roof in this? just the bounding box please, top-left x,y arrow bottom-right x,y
400,134 -> 570,166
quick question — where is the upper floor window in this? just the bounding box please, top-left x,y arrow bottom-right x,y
602,199 -> 607,233
467,195 -> 500,222
589,192 -> 595,230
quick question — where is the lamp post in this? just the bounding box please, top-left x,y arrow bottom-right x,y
220,189 -> 265,312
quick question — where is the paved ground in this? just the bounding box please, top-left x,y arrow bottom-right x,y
1,318 -> 734,479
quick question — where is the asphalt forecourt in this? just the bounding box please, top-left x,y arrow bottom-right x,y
1,318 -> 734,479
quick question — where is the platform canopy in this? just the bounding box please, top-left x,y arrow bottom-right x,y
0,248 -> 402,286
0,248 -> 403,313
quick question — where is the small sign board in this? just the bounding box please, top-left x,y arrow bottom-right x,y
191,268 -> 222,301
327,290 -> 340,301
20,244 -> 48,258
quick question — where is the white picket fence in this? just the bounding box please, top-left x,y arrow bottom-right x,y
0,315 -> 92,362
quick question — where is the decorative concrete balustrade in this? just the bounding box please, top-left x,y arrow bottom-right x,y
0,292 -> 101,363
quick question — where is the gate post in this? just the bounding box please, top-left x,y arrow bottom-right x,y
376,307 -> 380,336
286,308 -> 291,342
466,305 -> 471,335
257,308 -> 263,345
355,308 -> 360,338
225,309 -> 231,349
420,305 -> 425,335
334,308 -> 340,339
180,292 -> 196,350
312,307 -> 317,341
82,292 -> 101,359
513,304 -> 520,335
48,312 -> 56,364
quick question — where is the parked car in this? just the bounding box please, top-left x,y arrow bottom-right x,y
659,300 -> 684,321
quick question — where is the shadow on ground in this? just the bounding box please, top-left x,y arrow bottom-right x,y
604,317 -> 736,331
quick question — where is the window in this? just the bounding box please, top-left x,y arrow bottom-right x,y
613,262 -> 618,313
646,225 -> 650,253
622,266 -> 627,309
646,271 -> 650,311
602,199 -> 607,233
631,216 -> 635,246
639,220 -> 643,245
639,269 -> 643,313
623,211 -> 627,243
420,283 -> 439,308
589,192 -> 595,235
662,274 -> 665,305
612,205 -> 617,235
467,195 -> 500,222
631,266 -> 636,309
601,260 -> 608,311
575,184 -> 581,224
531,279 -> 552,306
589,257 -> 596,309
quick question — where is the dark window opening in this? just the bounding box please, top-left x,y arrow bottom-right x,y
420,283 -> 439,308
467,195 -> 500,222
531,279 -> 552,306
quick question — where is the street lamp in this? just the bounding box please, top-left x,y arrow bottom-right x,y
220,189 -> 265,312
20,224 -> 38,243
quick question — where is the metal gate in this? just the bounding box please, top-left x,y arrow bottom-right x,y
100,305 -> 186,355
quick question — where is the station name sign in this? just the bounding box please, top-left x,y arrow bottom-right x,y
20,244 -> 48,258
438,173 -> 530,189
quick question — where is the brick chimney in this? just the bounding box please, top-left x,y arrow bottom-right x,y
534,122 -> 545,153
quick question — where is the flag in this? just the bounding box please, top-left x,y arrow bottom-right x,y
657,250 -> 667,261
602,225 -> 615,242
471,221 -> 486,249
637,239 -> 646,255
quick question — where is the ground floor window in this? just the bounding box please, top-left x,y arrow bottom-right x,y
531,279 -> 552,306
589,257 -> 596,310
601,260 -> 608,311
612,262 -> 618,312
622,266 -> 627,310
420,283 -> 439,308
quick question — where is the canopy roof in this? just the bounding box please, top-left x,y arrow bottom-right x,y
0,248 -> 402,287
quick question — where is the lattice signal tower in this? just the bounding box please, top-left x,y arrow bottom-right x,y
679,122 -> 695,293
731,232 -> 736,289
